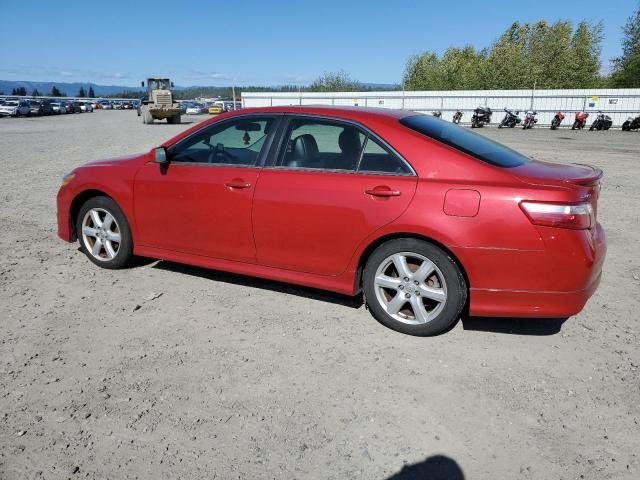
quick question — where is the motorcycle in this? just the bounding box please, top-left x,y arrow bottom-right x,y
432,110 -> 442,118
589,111 -> 612,131
622,114 -> 640,131
522,111 -> 538,129
550,112 -> 565,130
498,108 -> 521,128
452,110 -> 463,124
471,106 -> 492,128
572,112 -> 589,130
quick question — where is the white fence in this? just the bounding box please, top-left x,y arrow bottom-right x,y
242,88 -> 640,128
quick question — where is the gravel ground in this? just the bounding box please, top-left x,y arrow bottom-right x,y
1,111 -> 639,480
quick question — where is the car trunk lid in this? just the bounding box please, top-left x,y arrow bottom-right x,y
511,159 -> 603,220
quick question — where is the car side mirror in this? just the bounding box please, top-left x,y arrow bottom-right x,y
154,147 -> 169,165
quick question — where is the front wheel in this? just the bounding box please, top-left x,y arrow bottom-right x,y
363,239 -> 467,336
76,196 -> 134,269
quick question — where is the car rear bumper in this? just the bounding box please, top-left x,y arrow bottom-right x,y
457,222 -> 606,318
469,271 -> 602,318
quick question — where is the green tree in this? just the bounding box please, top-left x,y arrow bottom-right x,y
403,52 -> 445,90
439,46 -> 488,89
568,21 -> 603,88
404,19 -> 604,90
611,4 -> 640,87
50,86 -> 63,97
485,22 -> 529,89
88,86 -> 95,98
31,89 -> 41,96
13,86 -> 27,96
78,87 -> 86,97
310,70 -> 361,92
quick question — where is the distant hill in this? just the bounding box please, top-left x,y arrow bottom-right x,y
0,79 -> 402,98
0,80 -> 143,97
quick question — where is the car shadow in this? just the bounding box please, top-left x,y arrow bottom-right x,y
152,260 -> 364,309
385,455 -> 464,480
461,315 -> 567,336
149,260 -> 567,335
147,120 -> 195,125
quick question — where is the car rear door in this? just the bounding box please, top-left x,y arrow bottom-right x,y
134,115 -> 281,263
252,115 -> 418,276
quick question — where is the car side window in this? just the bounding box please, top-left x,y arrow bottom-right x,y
170,117 -> 275,166
278,119 -> 366,171
358,136 -> 413,175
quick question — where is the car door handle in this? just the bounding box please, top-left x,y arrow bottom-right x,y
225,179 -> 251,189
365,186 -> 401,197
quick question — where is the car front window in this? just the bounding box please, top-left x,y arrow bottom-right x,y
169,117 -> 275,166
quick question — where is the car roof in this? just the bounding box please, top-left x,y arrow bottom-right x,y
232,105 -> 414,121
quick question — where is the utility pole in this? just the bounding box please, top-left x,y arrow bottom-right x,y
530,80 -> 536,111
232,84 -> 237,110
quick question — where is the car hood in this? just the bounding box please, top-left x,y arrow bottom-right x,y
510,159 -> 603,187
83,153 -> 147,168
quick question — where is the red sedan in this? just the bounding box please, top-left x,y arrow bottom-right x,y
57,106 -> 606,335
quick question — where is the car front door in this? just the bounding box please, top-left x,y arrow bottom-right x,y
134,115 -> 280,263
252,116 -> 418,276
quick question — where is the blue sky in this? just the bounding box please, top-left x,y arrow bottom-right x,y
0,0 -> 636,86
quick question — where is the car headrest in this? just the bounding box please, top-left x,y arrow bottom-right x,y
338,128 -> 362,154
291,134 -> 319,163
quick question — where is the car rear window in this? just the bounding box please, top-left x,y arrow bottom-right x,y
400,114 -> 529,168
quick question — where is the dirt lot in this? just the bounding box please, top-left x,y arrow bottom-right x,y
1,111 -> 639,479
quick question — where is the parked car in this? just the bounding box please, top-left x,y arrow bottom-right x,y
80,102 -> 94,112
69,101 -> 83,113
185,103 -> 202,115
208,104 -> 223,114
60,101 -> 75,113
0,100 -> 31,117
97,101 -> 113,110
121,102 -> 134,110
56,106 -> 606,336
28,100 -> 53,116
50,102 -> 67,114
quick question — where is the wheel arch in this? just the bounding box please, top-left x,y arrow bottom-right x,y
69,189 -> 116,241
355,232 -> 470,299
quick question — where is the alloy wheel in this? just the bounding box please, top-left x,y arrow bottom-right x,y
81,208 -> 122,261
373,251 -> 447,325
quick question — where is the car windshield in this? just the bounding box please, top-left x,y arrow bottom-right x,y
400,114 -> 529,168
148,79 -> 171,90
5,101 -> 18,106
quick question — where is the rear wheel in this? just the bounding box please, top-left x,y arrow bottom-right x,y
76,196 -> 134,269
363,239 -> 467,336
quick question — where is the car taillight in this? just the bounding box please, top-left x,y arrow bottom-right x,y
520,201 -> 594,230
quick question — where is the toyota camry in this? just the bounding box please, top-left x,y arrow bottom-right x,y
57,106 -> 606,335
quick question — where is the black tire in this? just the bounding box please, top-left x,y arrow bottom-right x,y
363,239 -> 467,336
622,121 -> 630,131
76,196 -> 134,269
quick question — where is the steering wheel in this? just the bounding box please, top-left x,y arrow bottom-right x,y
207,143 -> 235,164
